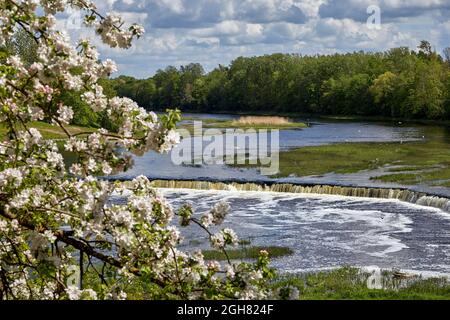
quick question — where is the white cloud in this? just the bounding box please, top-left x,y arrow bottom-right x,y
57,0 -> 450,77
246,23 -> 264,37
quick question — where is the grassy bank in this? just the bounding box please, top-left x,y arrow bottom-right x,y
0,121 -> 95,140
109,266 -> 450,300
274,267 -> 450,300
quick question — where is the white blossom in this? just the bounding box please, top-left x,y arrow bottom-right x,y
102,161 -> 112,175
160,129 -> 181,153
210,201 -> 231,225
200,213 -> 214,228
43,230 -> 57,243
102,59 -> 117,75
66,286 -> 82,300
211,233 -> 226,249
0,168 -> 23,189
207,261 -> 220,272
57,104 -> 74,124
46,151 -> 64,167
226,265 -> 236,279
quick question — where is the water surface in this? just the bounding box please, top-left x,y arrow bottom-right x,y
160,188 -> 450,275
115,114 -> 423,182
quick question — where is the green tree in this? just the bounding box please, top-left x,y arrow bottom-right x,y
3,29 -> 38,66
443,47 -> 450,66
370,71 -> 399,117
408,60 -> 446,118
322,74 -> 373,115
153,66 -> 181,108
179,63 -> 205,108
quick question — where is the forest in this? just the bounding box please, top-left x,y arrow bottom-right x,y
107,41 -> 450,121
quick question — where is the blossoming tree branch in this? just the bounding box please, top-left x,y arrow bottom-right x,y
0,0 -> 278,300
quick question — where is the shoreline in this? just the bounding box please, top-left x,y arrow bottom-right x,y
174,110 -> 450,127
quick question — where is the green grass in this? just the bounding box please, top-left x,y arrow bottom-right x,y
273,267 -> 450,300
96,266 -> 450,300
0,121 -> 95,140
202,246 -> 294,261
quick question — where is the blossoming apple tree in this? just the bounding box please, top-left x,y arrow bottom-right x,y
0,0 -> 278,300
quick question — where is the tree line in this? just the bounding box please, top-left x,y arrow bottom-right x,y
3,31 -> 450,123
107,41 -> 450,120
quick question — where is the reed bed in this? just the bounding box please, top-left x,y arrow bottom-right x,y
231,116 -> 292,126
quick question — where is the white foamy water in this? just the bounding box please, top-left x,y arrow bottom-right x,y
158,188 -> 450,275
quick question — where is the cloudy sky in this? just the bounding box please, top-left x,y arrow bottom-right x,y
63,0 -> 450,78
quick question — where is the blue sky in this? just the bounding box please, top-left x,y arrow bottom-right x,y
62,0 -> 450,78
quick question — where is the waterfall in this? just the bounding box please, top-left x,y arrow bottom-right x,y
149,179 -> 450,212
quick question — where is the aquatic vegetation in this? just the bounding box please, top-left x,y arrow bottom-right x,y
229,137 -> 450,187
372,167 -> 450,186
181,117 -> 307,131
371,173 -> 419,184
202,246 -> 294,261
276,141 -> 450,177
231,116 -> 296,127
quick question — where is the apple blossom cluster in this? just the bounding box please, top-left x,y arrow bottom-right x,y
94,13 -> 145,49
200,201 -> 231,227
0,0 -> 288,301
210,228 -> 239,249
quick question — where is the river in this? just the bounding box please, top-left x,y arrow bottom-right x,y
113,113 -> 450,275
114,113 -> 424,183
161,188 -> 450,275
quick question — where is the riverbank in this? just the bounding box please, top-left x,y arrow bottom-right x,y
83,265 -> 450,300
0,121 -> 95,140
274,267 -> 450,300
